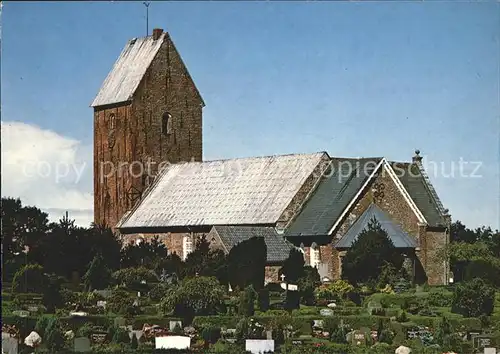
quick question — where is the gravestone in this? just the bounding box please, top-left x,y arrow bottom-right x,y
351,330 -> 366,345
2,332 -> 18,354
12,310 -> 29,318
473,335 -> 494,351
266,330 -> 273,340
114,317 -> 126,328
96,300 -> 106,309
467,330 -> 482,340
312,320 -> 324,329
27,306 -> 39,313
74,337 -> 91,352
129,330 -> 143,341
320,309 -> 334,317
169,321 -> 183,331
483,348 -> 496,354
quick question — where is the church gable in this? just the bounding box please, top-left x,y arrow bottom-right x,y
333,161 -> 425,243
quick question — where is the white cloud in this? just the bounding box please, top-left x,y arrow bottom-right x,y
1,121 -> 94,227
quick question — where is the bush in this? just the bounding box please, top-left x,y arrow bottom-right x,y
107,287 -> 134,315
131,332 -> 139,349
45,317 -> 65,352
239,285 -> 256,316
160,276 -> 225,318
112,327 -> 130,344
112,267 -> 158,291
428,290 -> 453,307
12,264 -> 46,294
258,288 -> 270,312
201,326 -> 221,345
148,283 -> 170,302
452,278 -> 495,317
318,280 -> 355,301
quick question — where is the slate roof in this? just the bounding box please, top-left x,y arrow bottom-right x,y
117,152 -> 327,229
391,162 -> 446,226
92,33 -> 167,107
335,203 -> 418,248
285,157 -> 382,237
212,226 -> 293,263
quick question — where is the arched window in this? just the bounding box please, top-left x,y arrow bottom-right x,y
109,113 -> 116,130
182,234 -> 193,261
310,242 -> 321,268
162,112 -> 173,135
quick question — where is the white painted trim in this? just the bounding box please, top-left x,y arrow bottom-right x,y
382,161 -> 427,225
327,158 -> 385,235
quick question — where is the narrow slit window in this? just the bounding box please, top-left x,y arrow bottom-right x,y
109,113 -> 116,130
162,112 -> 172,135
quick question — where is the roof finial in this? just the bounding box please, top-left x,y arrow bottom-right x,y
412,149 -> 422,163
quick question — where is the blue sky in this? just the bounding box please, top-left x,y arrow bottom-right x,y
2,1 -> 499,229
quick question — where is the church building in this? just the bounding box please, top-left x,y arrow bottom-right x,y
92,29 -> 451,286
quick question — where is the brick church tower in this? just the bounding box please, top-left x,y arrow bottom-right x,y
91,28 -> 204,228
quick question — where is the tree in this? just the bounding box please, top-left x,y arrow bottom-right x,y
258,288 -> 270,312
183,236 -> 227,283
298,266 -> 320,305
83,253 -> 112,291
451,278 -> 495,317
280,248 -> 305,283
239,285 -> 256,316
120,235 -> 167,270
130,332 -> 139,349
112,266 -> 158,291
227,237 -> 267,291
43,274 -> 64,313
1,198 -> 49,281
160,276 -> 225,317
112,327 -> 130,344
12,263 -> 47,293
341,217 -> 404,285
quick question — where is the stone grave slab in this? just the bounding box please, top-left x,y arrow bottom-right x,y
74,337 -> 91,352
320,308 -> 334,317
169,320 -> 183,331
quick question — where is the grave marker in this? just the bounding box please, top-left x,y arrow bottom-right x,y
74,337 -> 91,352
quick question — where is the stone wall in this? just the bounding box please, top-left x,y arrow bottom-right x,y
331,164 -> 447,285
94,32 -> 203,228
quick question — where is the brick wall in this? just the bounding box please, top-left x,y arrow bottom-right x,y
121,231 -> 207,260
265,266 -> 281,283
94,33 -> 203,228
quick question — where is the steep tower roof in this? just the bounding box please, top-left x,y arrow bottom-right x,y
91,29 -> 203,107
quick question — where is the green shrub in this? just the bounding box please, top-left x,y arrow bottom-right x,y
148,282 -> 170,302
44,317 -> 65,352
427,290 -> 453,307
258,288 -> 270,312
452,278 -> 495,317
239,285 -> 256,316
12,264 -> 46,294
112,327 -> 130,344
112,267 -> 158,291
201,326 -> 222,344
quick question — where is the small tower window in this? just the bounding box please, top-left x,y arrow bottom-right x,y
109,113 -> 116,130
162,112 -> 172,135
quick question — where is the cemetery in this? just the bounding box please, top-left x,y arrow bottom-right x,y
2,199 -> 500,353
